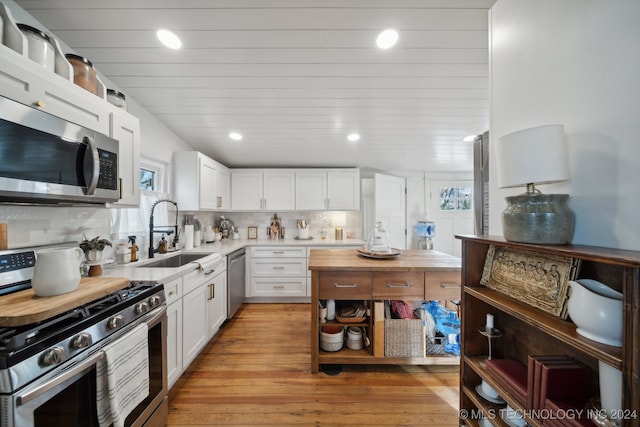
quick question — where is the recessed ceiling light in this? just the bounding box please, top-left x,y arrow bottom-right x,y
463,134 -> 477,142
229,132 -> 243,141
376,29 -> 399,49
157,29 -> 182,49
347,133 -> 360,142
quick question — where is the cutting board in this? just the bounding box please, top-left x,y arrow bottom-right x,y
0,277 -> 130,327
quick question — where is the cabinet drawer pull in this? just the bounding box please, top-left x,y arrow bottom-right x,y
272,251 -> 285,254
386,282 -> 411,288
273,285 -> 285,289
168,289 -> 176,296
272,266 -> 285,270
204,269 -> 216,275
333,283 -> 358,288
440,282 -> 460,289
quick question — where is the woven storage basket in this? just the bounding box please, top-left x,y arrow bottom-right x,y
426,336 -> 446,355
384,319 -> 425,358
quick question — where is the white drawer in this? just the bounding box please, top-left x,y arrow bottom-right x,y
182,259 -> 226,294
251,246 -> 306,258
164,277 -> 183,304
251,258 -> 307,277
251,277 -> 307,297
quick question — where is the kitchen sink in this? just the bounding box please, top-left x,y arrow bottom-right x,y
141,253 -> 211,268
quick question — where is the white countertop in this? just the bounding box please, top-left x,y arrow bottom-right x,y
102,238 -> 364,283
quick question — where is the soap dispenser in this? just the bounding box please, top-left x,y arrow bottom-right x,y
128,235 -> 139,262
158,234 -> 168,254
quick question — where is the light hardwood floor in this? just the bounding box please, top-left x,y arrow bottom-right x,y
167,303 -> 460,426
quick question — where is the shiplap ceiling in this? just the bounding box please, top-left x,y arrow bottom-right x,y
16,0 -> 494,173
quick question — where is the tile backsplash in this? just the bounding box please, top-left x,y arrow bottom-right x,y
1,204 -> 362,251
189,211 -> 362,241
0,205 -> 111,249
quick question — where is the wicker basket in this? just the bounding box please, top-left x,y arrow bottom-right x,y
426,336 -> 446,355
384,319 -> 425,358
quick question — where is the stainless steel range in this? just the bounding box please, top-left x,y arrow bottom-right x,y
0,247 -> 168,427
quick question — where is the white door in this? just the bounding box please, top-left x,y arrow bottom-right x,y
429,180 -> 474,257
374,173 -> 406,250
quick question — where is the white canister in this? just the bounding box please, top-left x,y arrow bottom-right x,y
32,247 -> 84,297
326,299 -> 336,321
17,24 -> 55,72
184,225 -> 194,250
598,361 -> 622,420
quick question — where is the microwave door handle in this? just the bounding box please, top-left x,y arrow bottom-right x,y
83,136 -> 100,195
17,351 -> 105,406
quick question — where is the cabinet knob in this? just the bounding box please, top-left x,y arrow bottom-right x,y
34,100 -> 46,108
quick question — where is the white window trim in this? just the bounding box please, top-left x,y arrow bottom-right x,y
140,156 -> 169,194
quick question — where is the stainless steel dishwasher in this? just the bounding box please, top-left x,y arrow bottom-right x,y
227,248 -> 245,319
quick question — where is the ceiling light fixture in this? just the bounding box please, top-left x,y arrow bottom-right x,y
157,29 -> 182,49
229,132 -> 243,141
376,29 -> 399,49
347,133 -> 360,142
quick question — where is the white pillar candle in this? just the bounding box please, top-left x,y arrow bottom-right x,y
486,314 -> 494,329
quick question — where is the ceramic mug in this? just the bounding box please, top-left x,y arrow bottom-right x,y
32,247 -> 84,297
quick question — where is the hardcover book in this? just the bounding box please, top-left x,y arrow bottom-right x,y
486,358 -> 528,406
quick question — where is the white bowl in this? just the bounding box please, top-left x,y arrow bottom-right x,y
567,279 -> 623,347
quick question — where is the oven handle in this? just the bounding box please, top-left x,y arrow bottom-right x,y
83,135 -> 100,196
17,351 -> 105,406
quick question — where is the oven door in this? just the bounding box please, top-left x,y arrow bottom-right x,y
7,307 -> 167,427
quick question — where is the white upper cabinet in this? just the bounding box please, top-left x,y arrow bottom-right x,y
109,111 -> 140,207
263,170 -> 295,211
326,169 -> 360,210
295,169 -> 360,211
174,151 -> 227,211
216,165 -> 231,210
295,171 -> 327,210
231,169 -> 295,211
0,34 -> 110,135
230,170 -> 264,211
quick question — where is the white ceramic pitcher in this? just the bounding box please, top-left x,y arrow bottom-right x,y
32,247 -> 84,297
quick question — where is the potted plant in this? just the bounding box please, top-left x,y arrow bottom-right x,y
79,234 -> 112,262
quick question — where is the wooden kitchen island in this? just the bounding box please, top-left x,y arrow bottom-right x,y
308,248 -> 461,373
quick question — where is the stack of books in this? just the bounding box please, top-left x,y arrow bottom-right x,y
484,356 -> 595,426
527,355 -> 594,426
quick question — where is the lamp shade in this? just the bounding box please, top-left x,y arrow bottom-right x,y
495,124 -> 569,189
331,213 -> 346,227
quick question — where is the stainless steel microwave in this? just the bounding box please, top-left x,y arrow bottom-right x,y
0,96 -> 119,204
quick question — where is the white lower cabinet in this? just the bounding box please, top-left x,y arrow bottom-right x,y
207,269 -> 227,339
164,256 -> 227,387
247,246 -> 307,300
181,275 -> 208,369
164,277 -> 183,389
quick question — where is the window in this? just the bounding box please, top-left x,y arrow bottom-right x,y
140,168 -> 156,191
139,157 -> 166,193
440,186 -> 472,211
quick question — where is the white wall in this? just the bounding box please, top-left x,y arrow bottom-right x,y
489,0 -> 640,251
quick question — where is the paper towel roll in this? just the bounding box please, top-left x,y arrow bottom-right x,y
184,225 -> 194,250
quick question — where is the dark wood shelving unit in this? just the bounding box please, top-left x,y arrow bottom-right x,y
457,235 -> 640,427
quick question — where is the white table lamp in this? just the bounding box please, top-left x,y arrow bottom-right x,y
495,124 -> 574,244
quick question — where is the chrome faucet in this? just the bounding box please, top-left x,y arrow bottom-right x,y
149,199 -> 179,258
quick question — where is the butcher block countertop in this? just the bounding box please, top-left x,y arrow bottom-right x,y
308,248 -> 461,271
0,276 -> 130,327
